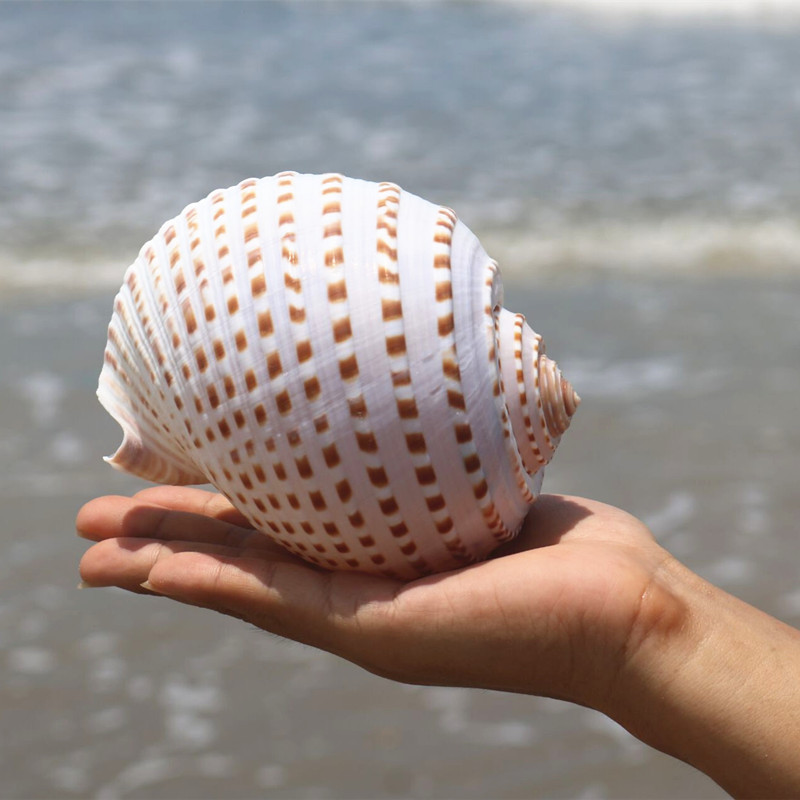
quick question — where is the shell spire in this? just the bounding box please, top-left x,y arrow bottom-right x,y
539,354 -> 580,438
495,308 -> 579,479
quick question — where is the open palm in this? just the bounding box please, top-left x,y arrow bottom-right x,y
77,487 -> 673,708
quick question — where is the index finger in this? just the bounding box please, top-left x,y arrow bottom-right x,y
132,486 -> 252,527
76,494 -> 273,552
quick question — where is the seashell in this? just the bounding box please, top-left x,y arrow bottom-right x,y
98,172 -> 579,579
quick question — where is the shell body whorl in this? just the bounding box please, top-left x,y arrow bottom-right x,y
99,172 -> 578,579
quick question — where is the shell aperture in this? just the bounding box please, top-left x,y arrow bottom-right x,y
98,172 -> 578,578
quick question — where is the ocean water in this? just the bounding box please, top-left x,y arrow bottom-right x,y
3,278 -> 799,799
2,0 -> 800,291
1,3 -> 800,799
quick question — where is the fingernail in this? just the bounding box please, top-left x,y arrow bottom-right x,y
77,580 -> 97,589
140,580 -> 163,593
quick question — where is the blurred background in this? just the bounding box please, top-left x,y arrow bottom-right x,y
1,1 -> 798,798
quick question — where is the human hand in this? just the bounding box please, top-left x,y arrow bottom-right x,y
76,487 -> 678,711
77,487 -> 800,797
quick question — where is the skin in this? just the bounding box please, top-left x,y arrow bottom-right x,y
77,488 -> 800,798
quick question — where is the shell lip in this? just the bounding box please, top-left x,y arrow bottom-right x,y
96,381 -> 148,477
97,376 -> 205,485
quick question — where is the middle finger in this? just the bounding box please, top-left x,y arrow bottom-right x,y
79,535 -> 300,592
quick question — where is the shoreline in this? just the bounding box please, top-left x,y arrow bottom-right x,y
3,255 -> 800,307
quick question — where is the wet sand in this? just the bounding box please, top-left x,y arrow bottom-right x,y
1,275 -> 798,799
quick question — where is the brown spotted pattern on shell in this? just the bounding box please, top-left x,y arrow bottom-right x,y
98,172 -> 579,579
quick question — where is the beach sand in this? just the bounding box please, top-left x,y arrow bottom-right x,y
1,275 -> 797,798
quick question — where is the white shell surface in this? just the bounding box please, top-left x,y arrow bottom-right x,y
98,172 -> 578,579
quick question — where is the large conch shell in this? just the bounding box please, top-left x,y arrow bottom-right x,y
98,172 -> 579,579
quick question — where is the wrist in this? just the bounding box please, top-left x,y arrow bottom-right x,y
603,554 -> 800,798
600,553 -> 710,747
